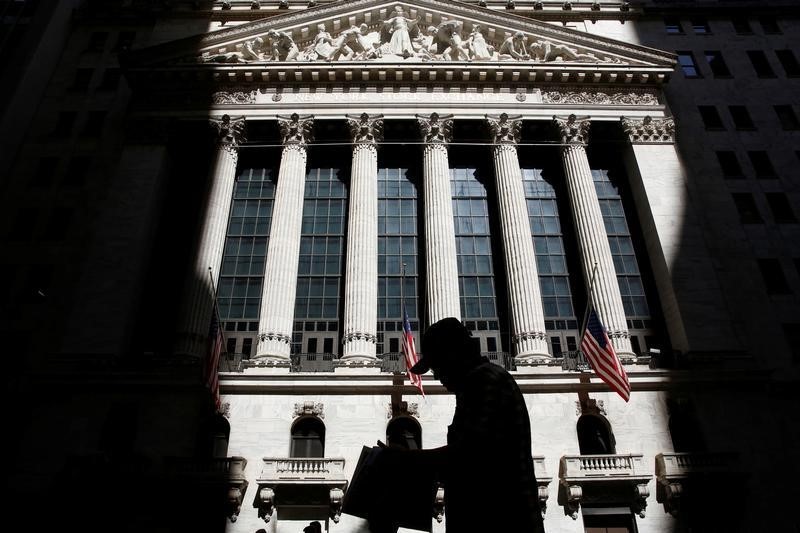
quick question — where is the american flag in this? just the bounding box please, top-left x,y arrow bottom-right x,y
205,301 -> 223,412
402,305 -> 424,396
581,308 -> 630,402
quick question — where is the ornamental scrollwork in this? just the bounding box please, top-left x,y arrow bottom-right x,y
417,112 -> 454,144
342,331 -> 378,344
553,114 -> 591,145
543,90 -> 658,106
277,113 -> 314,146
257,331 -> 292,345
620,116 -> 676,143
486,113 -> 522,145
346,113 -> 384,144
212,91 -> 256,105
514,330 -> 547,343
210,114 -> 246,150
294,401 -> 325,419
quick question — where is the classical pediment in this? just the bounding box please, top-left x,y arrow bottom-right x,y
130,0 -> 675,77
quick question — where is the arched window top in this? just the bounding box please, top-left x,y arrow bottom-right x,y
386,416 -> 422,450
577,414 -> 616,455
291,416 -> 325,458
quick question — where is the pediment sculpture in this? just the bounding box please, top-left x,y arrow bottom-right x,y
197,6 -> 623,64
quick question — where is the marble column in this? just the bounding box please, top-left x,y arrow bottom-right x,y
255,113 -> 314,362
487,114 -> 550,359
341,113 -> 383,361
417,113 -> 461,325
554,114 -> 633,356
175,115 -> 246,359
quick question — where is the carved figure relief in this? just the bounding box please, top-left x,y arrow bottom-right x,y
381,5 -> 419,58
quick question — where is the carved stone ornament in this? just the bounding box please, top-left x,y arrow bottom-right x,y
576,398 -> 606,417
294,401 -> 325,419
433,483 -> 445,522
330,487 -> 344,523
417,112 -> 454,144
277,112 -> 314,146
212,90 -> 256,105
543,90 -> 658,106
620,116 -> 676,144
486,113 -> 522,145
346,113 -> 385,144
342,331 -> 378,344
388,401 -> 420,419
258,331 -> 291,345
220,401 -> 231,419
256,487 -> 275,522
553,114 -> 590,145
514,330 -> 547,343
210,114 -> 247,149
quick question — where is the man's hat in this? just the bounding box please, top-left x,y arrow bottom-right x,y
409,317 -> 473,375
303,521 -> 322,533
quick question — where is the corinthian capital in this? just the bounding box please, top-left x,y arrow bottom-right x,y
210,114 -> 247,149
553,114 -> 591,145
346,113 -> 384,144
417,112 -> 454,144
277,113 -> 314,146
487,113 -> 523,145
621,116 -> 676,144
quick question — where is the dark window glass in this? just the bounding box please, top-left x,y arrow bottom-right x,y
731,17 -> 752,35
705,51 -> 731,77
226,338 -> 237,354
757,259 -> 790,294
774,105 -> 800,130
52,111 -> 76,138
98,68 -> 121,91
775,50 -> 800,77
748,151 -> 777,179
241,337 -> 252,357
692,19 -> 710,34
747,50 -> 776,78
731,193 -> 762,224
664,18 -> 683,34
715,151 -> 744,178
323,337 -> 333,353
698,105 -> 724,129
82,111 -> 106,137
729,106 -> 755,130
759,16 -> 781,34
577,415 -> 616,455
64,156 -> 91,187
677,51 -> 700,77
307,337 -> 317,354
386,417 -> 421,450
71,68 -> 93,90
389,337 -> 399,353
765,193 -> 797,223
86,31 -> 108,52
582,512 -> 637,532
290,418 -> 325,458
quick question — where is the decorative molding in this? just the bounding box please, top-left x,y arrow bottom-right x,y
417,112 -> 454,144
346,113 -> 384,144
553,114 -> 590,145
258,331 -> 292,345
212,90 -> 256,104
210,114 -> 247,150
330,487 -> 344,523
256,487 -> 275,522
620,115 -> 676,144
277,112 -> 314,145
388,401 -> 420,419
543,89 -> 658,106
294,401 -> 325,419
486,113 -> 522,145
433,483 -> 445,523
342,331 -> 378,344
513,330 -> 547,343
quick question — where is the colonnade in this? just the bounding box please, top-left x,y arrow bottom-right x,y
174,113 -> 667,363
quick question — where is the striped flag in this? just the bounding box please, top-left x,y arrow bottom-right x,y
402,305 -> 424,396
581,307 -> 630,402
205,301 -> 223,412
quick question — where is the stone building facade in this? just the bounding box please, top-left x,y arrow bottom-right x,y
2,1 -> 799,532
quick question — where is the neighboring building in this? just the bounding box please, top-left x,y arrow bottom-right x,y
2,1 -> 799,532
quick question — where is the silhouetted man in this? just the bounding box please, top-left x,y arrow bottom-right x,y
409,317 -> 545,532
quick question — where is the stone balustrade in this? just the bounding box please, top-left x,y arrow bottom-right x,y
260,457 -> 346,479
655,451 -> 739,516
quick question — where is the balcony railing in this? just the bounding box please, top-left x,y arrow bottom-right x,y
558,454 -> 651,519
560,350 -> 590,371
258,457 -> 346,482
655,451 -> 740,516
656,451 -> 738,478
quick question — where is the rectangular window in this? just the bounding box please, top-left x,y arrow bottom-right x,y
52,111 -> 76,138
71,68 -> 93,90
775,50 -> 800,77
698,105 -> 724,130
747,50 -> 777,78
758,16 -> 781,34
323,337 -> 334,354
716,151 -> 744,178
757,259 -> 791,294
731,17 -> 752,35
226,338 -> 237,354
86,31 -> 109,52
307,337 -> 318,354
98,68 -> 121,91
728,106 -> 755,130
664,18 -> 683,34
765,192 -> 797,223
774,105 -> 800,130
705,51 -> 731,77
241,337 -> 252,357
731,193 -> 762,224
389,337 -> 399,353
691,19 -> 710,34
748,151 -> 777,179
677,51 -> 701,78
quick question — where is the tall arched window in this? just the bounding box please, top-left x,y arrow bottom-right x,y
577,414 -> 616,455
386,416 -> 422,450
210,414 -> 231,458
290,417 -> 325,458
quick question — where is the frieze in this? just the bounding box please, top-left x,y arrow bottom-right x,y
212,90 -> 256,104
543,90 -> 658,106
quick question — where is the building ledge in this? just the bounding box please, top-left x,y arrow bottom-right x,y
655,451 -> 740,516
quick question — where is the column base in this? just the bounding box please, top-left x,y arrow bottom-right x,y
244,357 -> 292,374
